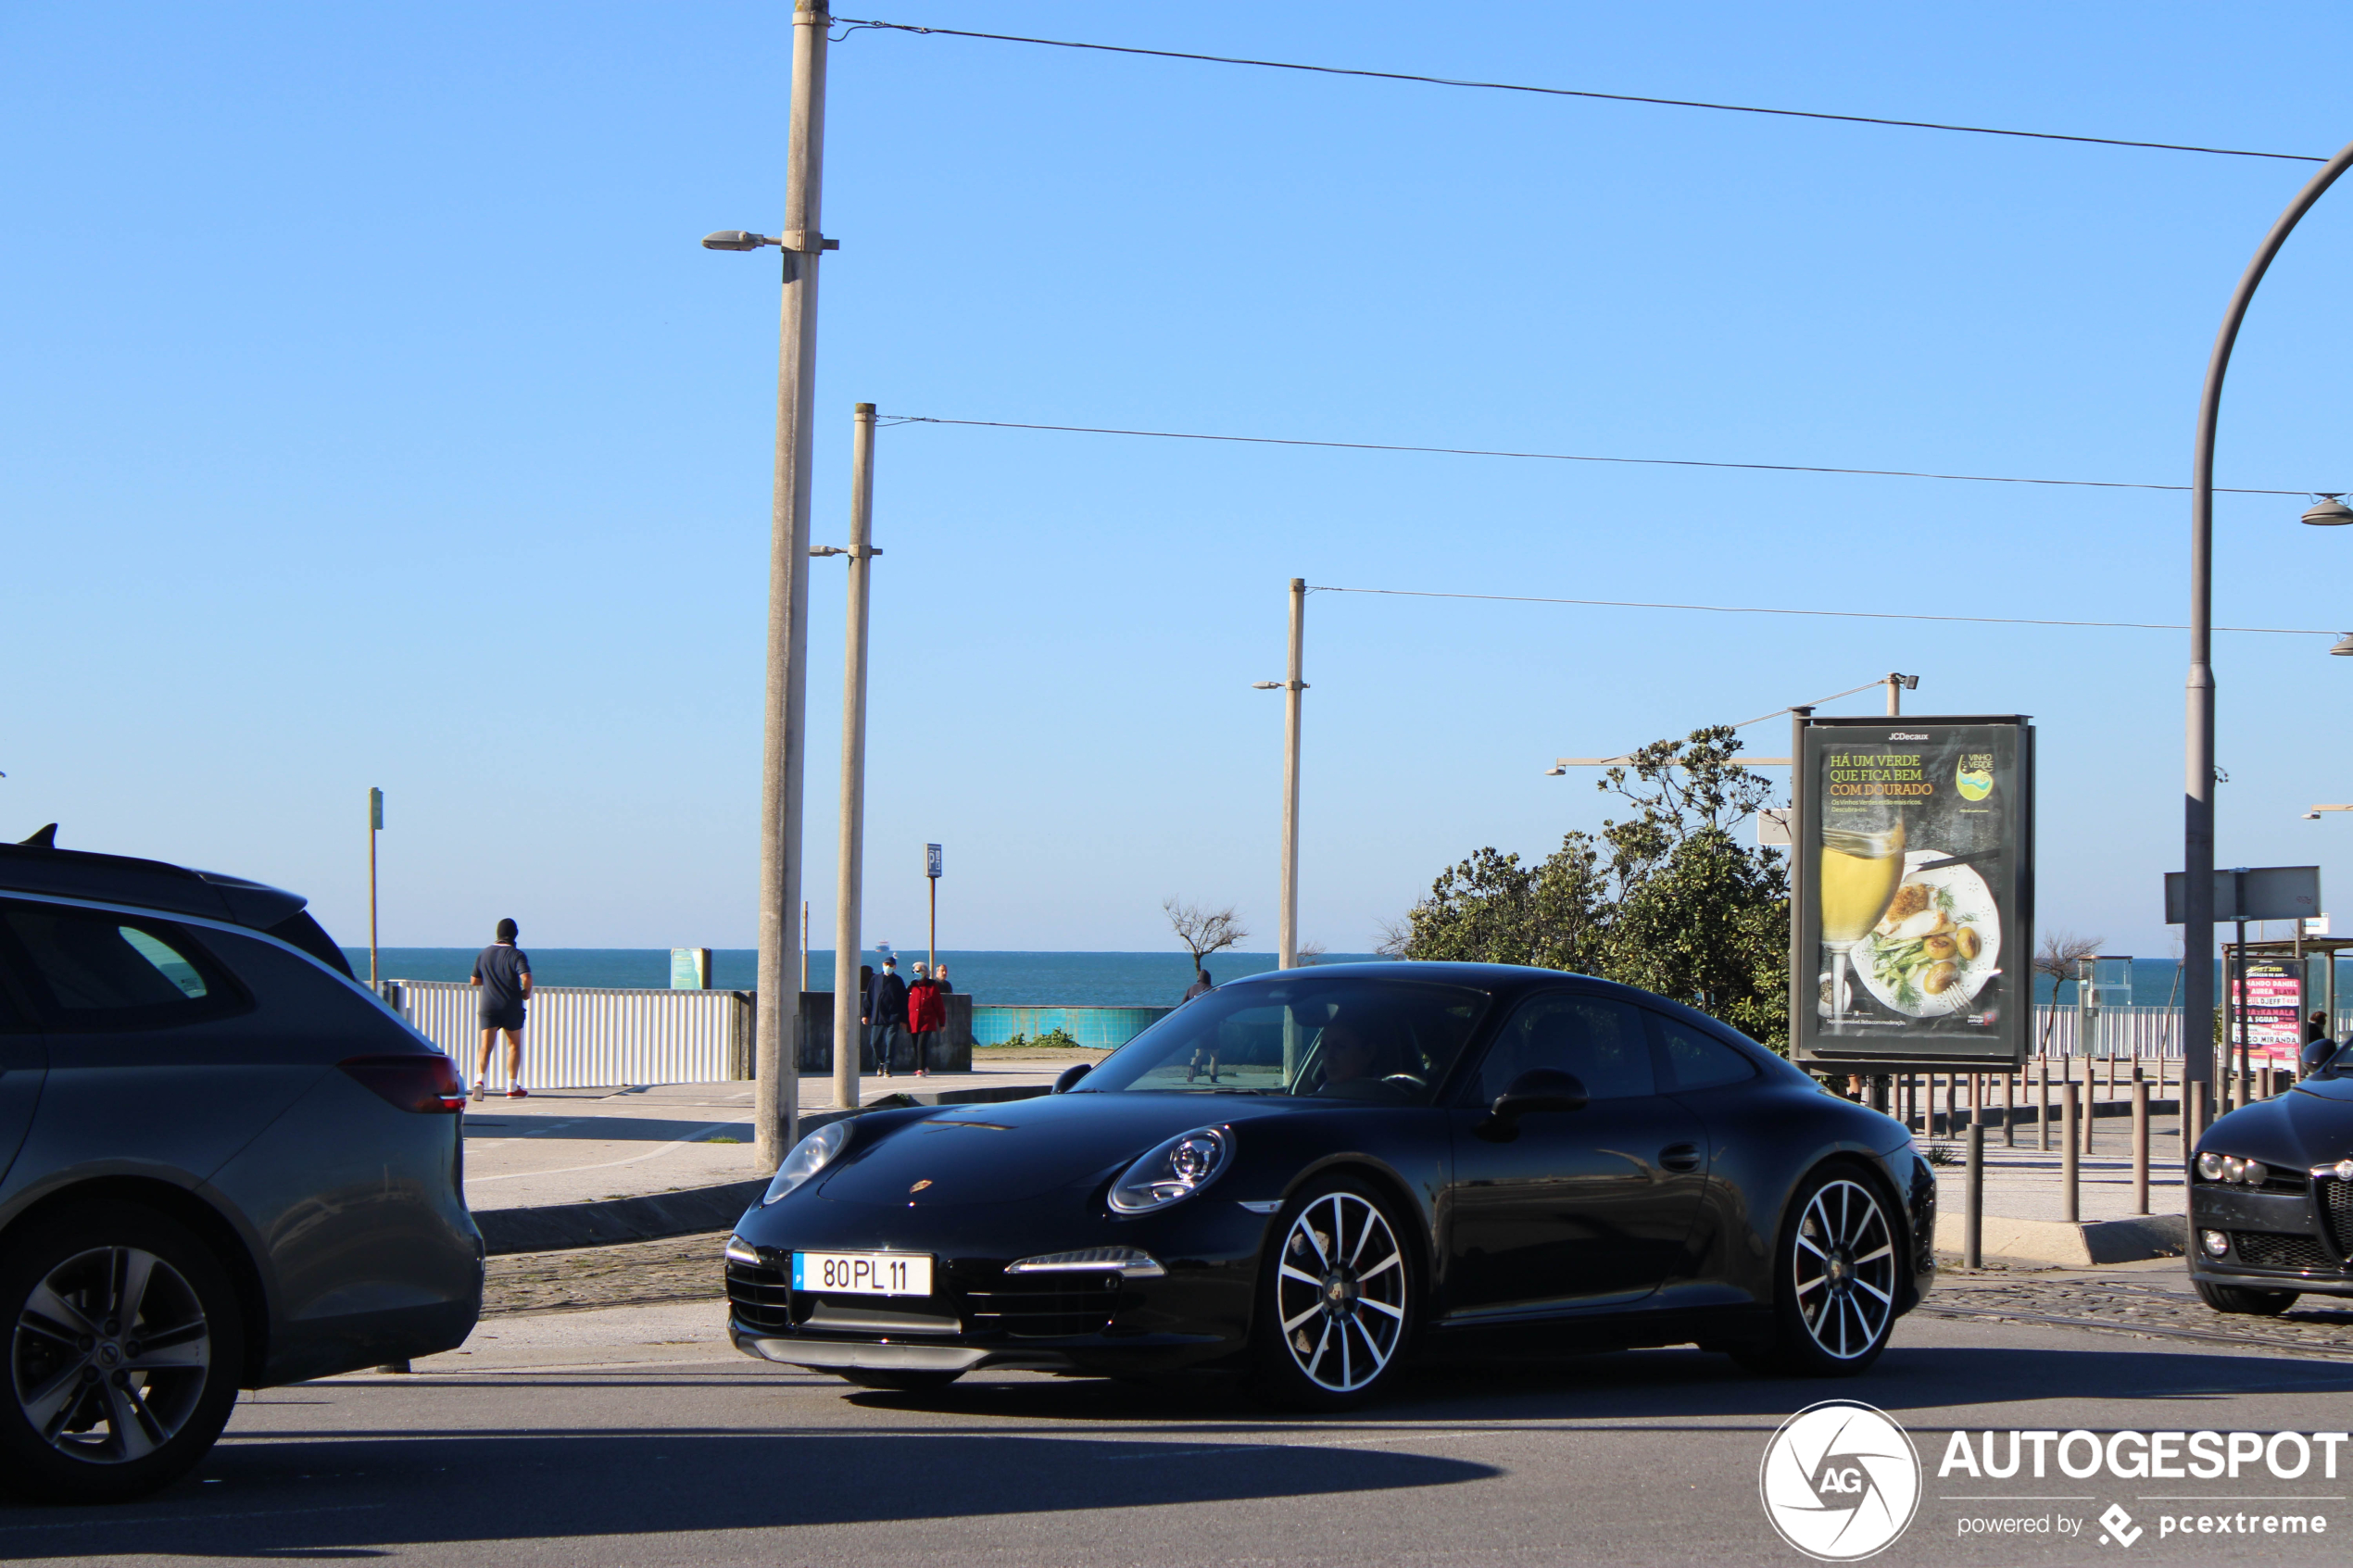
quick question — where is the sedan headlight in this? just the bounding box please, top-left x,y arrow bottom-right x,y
1108,1125 -> 1231,1213
2196,1150 -> 2270,1186
762,1120 -> 850,1206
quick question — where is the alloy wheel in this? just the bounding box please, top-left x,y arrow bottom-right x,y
12,1247 -> 212,1465
1275,1190 -> 1406,1393
1793,1179 -> 1895,1361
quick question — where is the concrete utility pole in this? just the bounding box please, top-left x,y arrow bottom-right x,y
750,3 -> 833,1165
1882,672 -> 1917,717
1280,579 -> 1305,970
2183,134 -> 2353,1119
831,404 -> 877,1113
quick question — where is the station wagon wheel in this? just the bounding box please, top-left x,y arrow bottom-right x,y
1735,1168 -> 1900,1377
0,1202 -> 245,1503
1255,1177 -> 1412,1408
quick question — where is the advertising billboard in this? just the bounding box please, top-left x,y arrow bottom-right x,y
1794,716 -> 2034,1069
2230,955 -> 2304,1068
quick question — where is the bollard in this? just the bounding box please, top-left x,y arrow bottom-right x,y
2061,1082 -> 2079,1225
2037,1060 -> 2050,1152
2133,1077 -> 2150,1216
1965,1110 -> 1985,1269
1944,1073 -> 1957,1141
2083,1057 -> 2096,1158
2004,1065 -> 2016,1148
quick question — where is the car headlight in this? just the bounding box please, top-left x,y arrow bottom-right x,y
1108,1125 -> 1232,1213
762,1120 -> 850,1206
2196,1150 -> 2270,1186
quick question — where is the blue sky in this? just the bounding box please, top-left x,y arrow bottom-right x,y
7,2 -> 2353,960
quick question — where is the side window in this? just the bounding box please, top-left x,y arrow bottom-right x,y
1651,1012 -> 1760,1093
1467,994 -> 1655,1104
0,902 -> 237,1031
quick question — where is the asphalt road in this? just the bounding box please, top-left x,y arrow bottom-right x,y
10,1290 -> 2353,1566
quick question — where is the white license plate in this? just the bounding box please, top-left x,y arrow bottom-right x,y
792,1250 -> 934,1297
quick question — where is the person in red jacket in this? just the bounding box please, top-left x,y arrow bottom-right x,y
906,963 -> 946,1079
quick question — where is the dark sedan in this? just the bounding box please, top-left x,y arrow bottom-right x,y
2189,1039 -> 2353,1312
727,962 -> 1934,1406
0,834 -> 483,1500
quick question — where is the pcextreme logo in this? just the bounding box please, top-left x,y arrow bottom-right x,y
1760,1400 -> 1922,1561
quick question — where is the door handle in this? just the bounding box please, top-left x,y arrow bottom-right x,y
1659,1143 -> 1703,1173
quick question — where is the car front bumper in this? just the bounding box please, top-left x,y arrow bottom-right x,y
2188,1175 -> 2353,1296
724,1189 -> 1273,1376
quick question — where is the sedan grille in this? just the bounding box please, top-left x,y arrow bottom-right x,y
963,1270 -> 1123,1339
726,1259 -> 793,1334
2319,1178 -> 2353,1261
2233,1231 -> 2339,1273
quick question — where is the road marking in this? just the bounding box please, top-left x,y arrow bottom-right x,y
0,1503 -> 387,1534
465,1122 -> 755,1184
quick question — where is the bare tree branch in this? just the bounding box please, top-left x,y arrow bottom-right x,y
2033,927 -> 2108,1049
1164,897 -> 1249,972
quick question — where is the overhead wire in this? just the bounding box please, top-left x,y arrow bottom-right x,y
835,17 -> 2323,165
883,415 -> 2322,497
1307,583 -> 2335,637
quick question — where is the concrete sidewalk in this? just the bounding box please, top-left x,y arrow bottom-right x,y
463,1050 -> 1096,1251
1926,1110 -> 2194,1266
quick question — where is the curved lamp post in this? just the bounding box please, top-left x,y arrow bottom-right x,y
2185,137 -> 2353,1119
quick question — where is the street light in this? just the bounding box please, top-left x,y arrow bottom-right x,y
2331,633 -> 2353,657
2182,133 -> 2353,1124
2303,495 -> 2353,527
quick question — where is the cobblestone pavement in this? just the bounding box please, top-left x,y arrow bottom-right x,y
1923,1263 -> 2353,1358
484,1234 -> 726,1317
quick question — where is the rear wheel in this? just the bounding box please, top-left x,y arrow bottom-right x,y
1253,1176 -> 1414,1409
0,1201 -> 245,1503
2195,1279 -> 2296,1315
1733,1166 -> 1901,1377
837,1369 -> 964,1392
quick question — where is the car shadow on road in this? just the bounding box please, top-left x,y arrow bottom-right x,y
0,1433 -> 1494,1558
823,1339 -> 2353,1432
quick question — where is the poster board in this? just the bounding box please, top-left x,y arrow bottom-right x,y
1793,716 -> 2034,1070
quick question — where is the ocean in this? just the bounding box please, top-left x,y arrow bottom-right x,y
341,948 -> 1378,1008
336,949 -> 2327,1010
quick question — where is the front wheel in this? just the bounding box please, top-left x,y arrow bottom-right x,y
0,1201 -> 245,1503
1253,1177 -> 1414,1409
1734,1166 -> 1901,1377
2195,1279 -> 2296,1316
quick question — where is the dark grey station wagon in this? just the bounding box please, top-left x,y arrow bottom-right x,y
0,831 -> 482,1501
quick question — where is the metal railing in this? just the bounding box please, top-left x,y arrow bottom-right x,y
382,980 -> 752,1090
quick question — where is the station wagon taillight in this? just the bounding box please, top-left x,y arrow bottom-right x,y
341,1054 -> 468,1113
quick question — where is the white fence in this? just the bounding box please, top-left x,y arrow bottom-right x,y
383,980 -> 751,1090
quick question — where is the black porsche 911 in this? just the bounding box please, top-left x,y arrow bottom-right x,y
2188,1037 -> 2353,1314
725,962 -> 1936,1405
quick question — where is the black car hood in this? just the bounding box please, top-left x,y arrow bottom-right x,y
2206,1078 -> 2353,1169
815,1091 -> 1312,1209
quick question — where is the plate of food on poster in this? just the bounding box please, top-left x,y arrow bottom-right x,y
1856,851 -> 2002,1019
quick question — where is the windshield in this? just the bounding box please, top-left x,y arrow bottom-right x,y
1076,976 -> 1491,1103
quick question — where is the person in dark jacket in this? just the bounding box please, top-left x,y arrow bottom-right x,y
1183,967 -> 1217,1082
865,958 -> 909,1077
469,918 -> 533,1100
907,965 -> 944,1079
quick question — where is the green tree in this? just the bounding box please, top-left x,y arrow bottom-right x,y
1399,725 -> 1792,1051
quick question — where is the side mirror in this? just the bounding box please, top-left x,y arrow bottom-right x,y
2302,1039 -> 2340,1077
1052,1061 -> 1092,1094
1491,1068 -> 1588,1120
